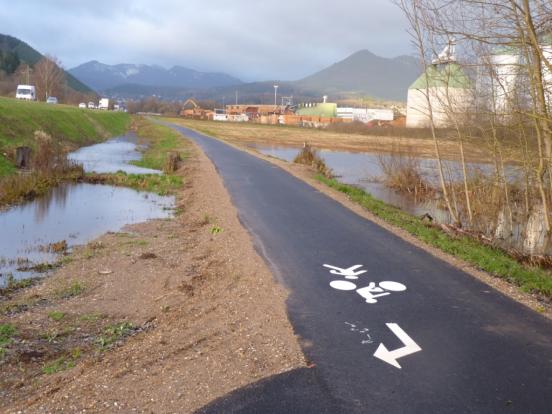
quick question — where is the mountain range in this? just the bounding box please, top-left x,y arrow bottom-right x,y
69,61 -> 243,92
69,50 -> 420,102
2,33 -> 421,102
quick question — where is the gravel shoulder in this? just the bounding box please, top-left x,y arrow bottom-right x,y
1,139 -> 305,413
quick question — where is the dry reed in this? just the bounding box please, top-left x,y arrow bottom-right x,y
293,144 -> 333,178
0,130 -> 84,207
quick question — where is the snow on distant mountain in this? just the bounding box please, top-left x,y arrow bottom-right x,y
69,60 -> 242,92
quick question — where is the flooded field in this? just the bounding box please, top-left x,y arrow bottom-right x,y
254,145 -> 548,256
256,146 -> 465,221
0,135 -> 174,287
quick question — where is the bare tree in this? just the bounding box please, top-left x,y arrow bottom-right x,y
396,0 -> 460,225
34,55 -> 65,101
396,0 -> 552,254
15,63 -> 33,85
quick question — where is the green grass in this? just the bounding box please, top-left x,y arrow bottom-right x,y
54,281 -> 85,299
95,322 -> 135,350
0,323 -> 17,344
48,311 -> 65,321
42,356 -> 75,375
210,225 -> 223,235
0,274 -> 38,295
85,172 -> 183,195
0,97 -> 130,176
133,118 -> 188,171
0,323 -> 17,358
316,175 -> 552,299
0,154 -> 15,176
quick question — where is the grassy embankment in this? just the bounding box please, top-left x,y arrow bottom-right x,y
0,97 -> 130,206
0,97 -> 129,175
173,118 -> 552,301
85,117 -> 187,195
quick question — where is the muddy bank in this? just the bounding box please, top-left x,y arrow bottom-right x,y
0,139 -> 305,412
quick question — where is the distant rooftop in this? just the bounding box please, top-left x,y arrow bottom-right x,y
296,103 -> 337,118
409,63 -> 471,90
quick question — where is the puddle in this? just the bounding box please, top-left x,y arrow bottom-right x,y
69,134 -> 161,175
0,134 -> 174,287
0,183 -> 173,286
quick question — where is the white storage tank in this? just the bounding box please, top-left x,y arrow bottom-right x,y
490,46 -> 520,114
406,63 -> 473,128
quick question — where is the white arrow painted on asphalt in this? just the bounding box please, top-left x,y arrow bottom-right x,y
373,323 -> 422,369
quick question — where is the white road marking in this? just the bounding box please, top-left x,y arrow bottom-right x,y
378,281 -> 407,292
345,322 -> 374,345
356,281 -> 407,304
373,323 -> 422,369
323,264 -> 367,279
330,280 -> 357,291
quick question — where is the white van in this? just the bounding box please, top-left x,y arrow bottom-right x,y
98,98 -> 109,110
16,85 -> 36,101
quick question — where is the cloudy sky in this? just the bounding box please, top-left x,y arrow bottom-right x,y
0,0 -> 412,81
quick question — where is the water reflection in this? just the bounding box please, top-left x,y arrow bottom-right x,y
68,134 -> 161,175
34,183 -> 69,223
0,183 -> 174,286
0,134 -> 176,287
254,145 -> 549,256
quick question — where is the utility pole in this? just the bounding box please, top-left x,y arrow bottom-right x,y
274,84 -> 279,107
235,90 -> 238,105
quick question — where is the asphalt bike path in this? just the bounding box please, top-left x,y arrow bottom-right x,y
169,124 -> 552,414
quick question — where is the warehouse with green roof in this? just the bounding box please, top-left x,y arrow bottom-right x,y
296,102 -> 338,118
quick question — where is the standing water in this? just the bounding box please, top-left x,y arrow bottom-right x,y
255,146 -> 455,221
254,145 -> 546,255
68,134 -> 161,174
0,134 -> 175,287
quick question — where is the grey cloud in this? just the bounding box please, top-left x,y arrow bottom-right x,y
0,0 -> 412,80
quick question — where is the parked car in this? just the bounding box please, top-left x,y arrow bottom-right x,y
46,96 -> 58,105
78,102 -> 86,109
87,101 -> 96,109
15,84 -> 36,101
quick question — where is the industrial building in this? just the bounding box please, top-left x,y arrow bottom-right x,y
182,93 -> 396,128
407,34 -> 552,128
485,34 -> 552,113
406,42 -> 473,128
336,107 -> 394,123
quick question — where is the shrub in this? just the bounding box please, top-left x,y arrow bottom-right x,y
293,143 -> 333,178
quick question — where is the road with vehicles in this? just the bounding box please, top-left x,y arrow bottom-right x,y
169,123 -> 552,414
